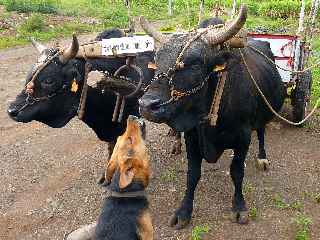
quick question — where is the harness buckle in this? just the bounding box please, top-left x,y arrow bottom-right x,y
171,90 -> 188,100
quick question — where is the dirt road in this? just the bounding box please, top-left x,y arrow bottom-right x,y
0,37 -> 319,240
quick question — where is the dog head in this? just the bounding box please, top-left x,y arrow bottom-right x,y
104,115 -> 150,190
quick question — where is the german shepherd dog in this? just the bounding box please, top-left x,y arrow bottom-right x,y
95,115 -> 153,240
65,115 -> 153,240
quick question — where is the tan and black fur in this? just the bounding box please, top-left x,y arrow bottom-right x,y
95,115 -> 153,240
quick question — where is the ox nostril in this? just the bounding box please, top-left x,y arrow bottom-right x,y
149,99 -> 161,110
140,98 -> 161,110
7,107 -> 19,117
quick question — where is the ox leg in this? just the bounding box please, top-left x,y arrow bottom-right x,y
169,128 -> 202,229
230,129 -> 251,224
255,127 -> 270,171
97,141 -> 116,185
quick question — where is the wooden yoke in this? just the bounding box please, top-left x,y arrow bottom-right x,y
76,42 -> 104,58
76,36 -> 155,59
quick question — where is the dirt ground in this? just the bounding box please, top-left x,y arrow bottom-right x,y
0,36 -> 320,240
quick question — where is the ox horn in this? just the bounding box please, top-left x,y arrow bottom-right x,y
139,16 -> 168,44
205,5 -> 247,46
59,34 -> 79,64
31,38 -> 47,53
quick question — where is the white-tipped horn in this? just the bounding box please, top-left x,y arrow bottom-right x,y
31,38 -> 47,53
139,16 -> 168,44
59,34 -> 79,64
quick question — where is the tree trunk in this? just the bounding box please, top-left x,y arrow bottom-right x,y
168,0 -> 173,16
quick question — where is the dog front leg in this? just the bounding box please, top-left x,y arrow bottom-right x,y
137,209 -> 153,240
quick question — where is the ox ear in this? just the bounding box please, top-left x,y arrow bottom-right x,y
63,64 -> 83,82
210,51 -> 238,73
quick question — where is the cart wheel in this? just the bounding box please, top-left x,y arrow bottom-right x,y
292,70 -> 312,126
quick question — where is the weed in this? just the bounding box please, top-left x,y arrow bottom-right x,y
160,25 -> 175,32
314,193 -> 320,203
273,194 -> 289,209
290,200 -> 303,211
3,0 -> 58,14
249,206 -> 257,220
18,13 -> 45,33
272,194 -> 305,210
243,181 -> 254,195
292,213 -> 312,240
101,6 -> 128,28
160,168 -> 177,182
191,224 -> 210,240
0,22 -> 97,49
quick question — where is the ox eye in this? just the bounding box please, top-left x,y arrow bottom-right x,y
43,78 -> 55,85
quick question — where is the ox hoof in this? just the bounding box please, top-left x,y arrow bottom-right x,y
64,222 -> 96,240
171,143 -> 182,155
169,214 -> 190,230
255,158 -> 270,171
230,211 -> 249,225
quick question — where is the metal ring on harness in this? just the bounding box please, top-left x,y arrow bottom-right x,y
112,57 -> 144,123
113,62 -> 144,99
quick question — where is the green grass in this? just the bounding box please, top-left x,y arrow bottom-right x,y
160,167 -> 177,183
2,0 -> 58,14
191,224 -> 210,240
292,213 -> 312,240
0,21 -> 100,49
272,194 -> 304,210
18,13 -> 45,33
243,181 -> 254,195
249,206 -> 258,220
273,194 -> 290,209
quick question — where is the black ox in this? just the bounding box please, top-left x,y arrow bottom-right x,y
7,29 -> 156,165
139,6 -> 285,227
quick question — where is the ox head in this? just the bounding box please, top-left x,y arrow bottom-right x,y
139,6 -> 247,132
7,35 -> 85,127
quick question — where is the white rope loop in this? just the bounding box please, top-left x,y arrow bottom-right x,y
248,45 -> 320,74
239,49 -> 320,126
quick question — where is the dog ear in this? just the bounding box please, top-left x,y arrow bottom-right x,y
119,157 -> 136,189
104,156 -> 117,185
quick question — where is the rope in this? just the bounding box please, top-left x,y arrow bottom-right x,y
176,24 -> 224,66
29,50 -> 62,85
248,45 -> 320,74
239,49 -> 320,126
208,71 -> 227,126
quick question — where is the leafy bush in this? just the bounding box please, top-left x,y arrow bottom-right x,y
18,13 -> 45,33
293,213 -> 312,240
101,6 -> 128,28
3,0 -> 58,14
